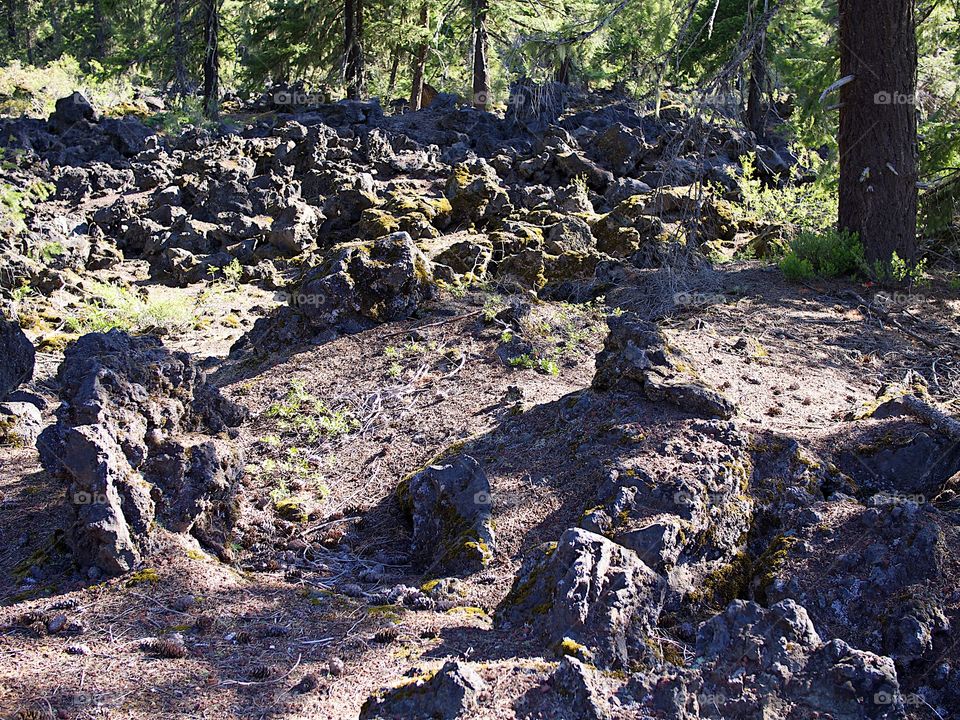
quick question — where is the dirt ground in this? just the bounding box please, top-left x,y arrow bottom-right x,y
2,261 -> 960,719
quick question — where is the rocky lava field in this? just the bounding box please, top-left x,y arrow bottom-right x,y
1,90 -> 960,720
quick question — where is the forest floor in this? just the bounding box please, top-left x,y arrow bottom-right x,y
3,255 -> 960,719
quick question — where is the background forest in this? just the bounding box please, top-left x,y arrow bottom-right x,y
2,0 -> 959,226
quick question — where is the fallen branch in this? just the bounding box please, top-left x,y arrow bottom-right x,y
381,310 -> 483,339
900,394 -> 960,444
843,290 -> 946,350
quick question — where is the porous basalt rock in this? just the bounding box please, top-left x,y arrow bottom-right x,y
359,660 -> 487,720
397,454 -> 495,575
294,231 -> 435,333
496,527 -> 665,669
593,311 -> 735,419
37,330 -> 246,574
0,314 -> 35,399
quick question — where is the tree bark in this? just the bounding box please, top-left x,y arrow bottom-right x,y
653,62 -> 665,117
171,0 -> 188,97
49,0 -> 64,55
202,0 -> 220,118
746,31 -> 766,137
555,54 -> 571,85
838,0 -> 918,269
92,0 -> 106,58
387,48 -> 401,97
471,0 -> 489,109
409,1 -> 429,111
746,0 -> 771,138
344,0 -> 355,98
6,0 -> 16,45
386,5 -> 407,98
901,395 -> 960,444
344,0 -> 364,98
354,0 -> 365,96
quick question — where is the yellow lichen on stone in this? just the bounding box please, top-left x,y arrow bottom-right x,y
126,568 -> 161,586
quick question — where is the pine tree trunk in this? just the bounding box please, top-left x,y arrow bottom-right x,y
171,0 -> 187,97
49,0 -> 64,55
92,0 -> 106,58
654,63 -> 665,117
471,0 -> 489,109
746,34 -> 766,137
354,0 -> 365,97
6,0 -> 16,45
409,1 -> 428,111
746,0 -> 771,138
202,0 -> 220,118
838,0 -> 918,269
344,0 -> 355,98
344,0 -> 364,99
555,55 -> 571,85
387,48 -> 401,97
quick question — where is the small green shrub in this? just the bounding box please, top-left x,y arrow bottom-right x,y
39,241 -> 66,262
0,56 -> 138,117
507,354 -> 535,370
731,156 -> 839,234
780,254 -> 815,281
64,282 -> 200,334
208,257 -> 243,286
507,353 -> 561,376
779,229 -> 864,281
0,178 -> 55,236
144,97 -> 217,134
880,252 -> 928,285
266,381 -> 359,441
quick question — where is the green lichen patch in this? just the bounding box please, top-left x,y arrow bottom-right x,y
557,636 -> 593,661
686,551 -> 752,609
274,496 -> 309,523
751,534 -> 799,604
126,567 -> 161,587
367,604 -> 405,621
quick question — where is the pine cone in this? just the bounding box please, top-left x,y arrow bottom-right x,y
291,673 -> 319,693
248,664 -> 274,680
373,627 -> 400,644
141,637 -> 188,659
194,615 -> 215,633
17,610 -> 48,627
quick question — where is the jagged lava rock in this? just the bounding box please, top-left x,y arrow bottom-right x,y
37,330 -> 246,574
593,311 -> 735,419
496,527 -> 665,668
0,314 -> 35,399
397,454 -> 495,574
294,231 -> 434,332
359,660 -> 487,720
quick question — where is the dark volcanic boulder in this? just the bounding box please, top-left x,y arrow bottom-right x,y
267,199 -> 321,255
593,311 -> 735,419
397,454 -> 495,574
360,660 -> 487,720
555,150 -> 614,190
0,401 -> 43,446
546,657 -> 612,720
37,330 -> 246,575
496,527 -> 665,668
49,91 -> 98,133
445,160 -> 513,226
0,314 -> 35,399
580,418 -> 752,580
100,116 -> 156,157
295,231 -> 434,332
687,599 -> 905,720
590,123 -> 648,176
